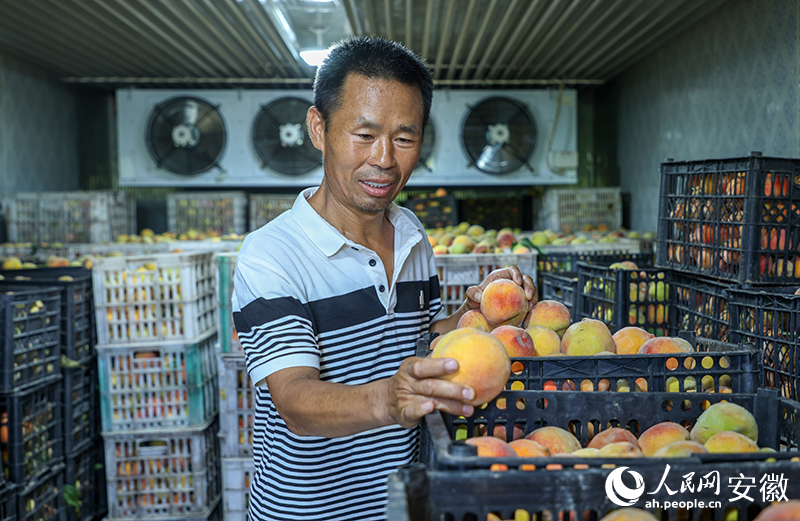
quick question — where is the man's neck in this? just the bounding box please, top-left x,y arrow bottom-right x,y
308,186 -> 394,250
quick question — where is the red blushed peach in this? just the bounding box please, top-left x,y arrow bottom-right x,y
508,438 -> 551,457
560,319 -> 616,356
637,337 -> 693,354
465,436 -> 518,457
525,426 -> 581,454
480,279 -> 529,327
491,325 -> 535,357
496,230 -> 516,250
528,300 -> 571,337
612,326 -> 655,355
457,310 -> 492,332
587,427 -> 640,450
651,440 -> 707,458
599,508 -> 659,521
638,422 -> 690,457
432,328 -> 511,406
753,499 -> 800,520
704,431 -> 760,453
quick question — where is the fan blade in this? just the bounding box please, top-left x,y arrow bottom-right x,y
475,145 -> 505,172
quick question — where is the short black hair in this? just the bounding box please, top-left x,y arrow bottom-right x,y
313,36 -> 434,130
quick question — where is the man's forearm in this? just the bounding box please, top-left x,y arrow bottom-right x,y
273,375 -> 394,438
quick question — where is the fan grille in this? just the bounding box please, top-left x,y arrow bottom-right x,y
146,96 -> 226,176
252,97 -> 321,176
461,96 -> 537,175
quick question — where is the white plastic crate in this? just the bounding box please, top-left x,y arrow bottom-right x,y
2,191 -> 136,244
170,240 -> 242,253
167,192 -> 247,235
97,331 -> 218,432
248,194 -> 296,232
539,187 -> 622,233
217,355 -> 254,457
103,416 -> 221,519
221,458 -> 253,521
435,253 -> 538,314
215,253 -> 241,354
92,251 -> 217,344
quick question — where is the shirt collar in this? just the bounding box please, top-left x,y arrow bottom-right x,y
291,186 -> 423,257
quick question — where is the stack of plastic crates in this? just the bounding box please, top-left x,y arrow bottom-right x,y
390,334 -> 800,520
0,267 -> 104,521
92,251 -> 221,521
538,187 -> 622,234
167,192 -> 247,236
214,252 -> 253,521
0,283 -> 65,521
1,191 -> 136,244
248,194 -> 296,232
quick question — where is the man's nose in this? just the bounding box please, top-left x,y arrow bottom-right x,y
369,137 -> 396,169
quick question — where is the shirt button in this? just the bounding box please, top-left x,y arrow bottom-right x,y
379,285 -> 385,292
369,259 -> 377,267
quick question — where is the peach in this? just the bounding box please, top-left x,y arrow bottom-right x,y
465,436 -> 518,457
496,230 -> 516,250
588,428 -> 640,450
525,426 -> 581,455
508,438 -> 550,457
480,279 -> 529,327
753,499 -> 800,520
560,319 -> 616,356
492,422 -> 526,442
597,442 -> 644,458
690,402 -> 758,444
452,235 -> 477,253
652,440 -> 707,457
432,244 -> 449,255
620,261 -> 639,270
599,508 -> 658,521
638,422 -> 690,457
704,431 -> 759,453
45,256 -> 69,268
571,447 -> 600,457
1,257 -> 22,270
613,327 -> 655,355
431,328 -> 511,406
527,300 -> 571,337
673,337 -> 693,351
492,326 -> 535,357
637,337 -> 693,354
457,310 -> 492,332
527,326 -> 562,356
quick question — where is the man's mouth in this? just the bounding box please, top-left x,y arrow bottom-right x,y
362,181 -> 392,189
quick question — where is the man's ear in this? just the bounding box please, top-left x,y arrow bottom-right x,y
307,106 -> 325,152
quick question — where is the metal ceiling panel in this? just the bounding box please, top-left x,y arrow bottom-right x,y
0,0 -> 732,88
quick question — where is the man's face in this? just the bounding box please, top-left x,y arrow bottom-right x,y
308,73 -> 424,215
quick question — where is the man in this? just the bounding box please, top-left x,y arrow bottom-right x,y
232,36 -> 537,520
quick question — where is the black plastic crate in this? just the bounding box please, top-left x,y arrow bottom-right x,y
575,262 -> 671,336
0,480 -> 16,521
401,195 -> 458,229
416,335 -> 761,396
669,271 -> 734,342
65,442 -> 106,521
0,268 -> 95,363
656,152 -> 800,284
0,376 -> 64,484
63,359 -> 99,457
538,250 -> 654,275
16,465 -> 65,521
728,286 -> 800,401
0,285 -> 61,392
540,271 -> 578,321
420,388 -> 792,471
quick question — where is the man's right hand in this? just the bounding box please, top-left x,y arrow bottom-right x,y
383,356 -> 475,429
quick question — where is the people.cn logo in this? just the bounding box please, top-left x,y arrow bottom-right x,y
605,467 -> 646,507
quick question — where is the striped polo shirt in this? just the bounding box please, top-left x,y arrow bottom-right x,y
232,187 -> 444,521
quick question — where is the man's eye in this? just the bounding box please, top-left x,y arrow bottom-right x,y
358,134 -> 373,140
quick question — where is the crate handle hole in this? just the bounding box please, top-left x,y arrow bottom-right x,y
681,400 -> 692,412
662,400 -> 673,412
535,398 -> 546,410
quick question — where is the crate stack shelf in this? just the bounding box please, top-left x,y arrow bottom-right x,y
167,192 -> 248,237
0,283 -> 66,521
92,251 -> 221,521
214,252 -> 254,521
0,267 -> 104,521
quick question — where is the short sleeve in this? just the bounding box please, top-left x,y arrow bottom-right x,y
232,253 -> 320,386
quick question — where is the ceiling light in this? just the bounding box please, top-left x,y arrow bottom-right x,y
300,49 -> 330,67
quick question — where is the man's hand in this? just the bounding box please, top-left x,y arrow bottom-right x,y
463,266 -> 538,327
383,356 -> 475,428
